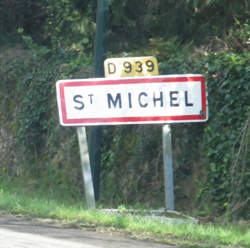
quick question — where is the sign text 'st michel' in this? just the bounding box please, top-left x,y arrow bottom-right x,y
56,75 -> 208,126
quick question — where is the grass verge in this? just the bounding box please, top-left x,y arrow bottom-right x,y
0,177 -> 249,248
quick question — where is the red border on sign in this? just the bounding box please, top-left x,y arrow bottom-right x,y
57,75 -> 207,125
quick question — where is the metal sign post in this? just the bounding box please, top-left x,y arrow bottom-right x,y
89,0 -> 110,202
74,0 -> 110,209
162,124 -> 174,210
77,127 -> 96,209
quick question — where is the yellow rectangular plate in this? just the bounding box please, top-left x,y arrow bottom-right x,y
104,56 -> 159,77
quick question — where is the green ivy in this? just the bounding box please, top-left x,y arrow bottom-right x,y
201,51 -> 250,217
0,36 -> 93,180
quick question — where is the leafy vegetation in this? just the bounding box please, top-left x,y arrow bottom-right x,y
0,0 -> 249,222
201,51 -> 250,218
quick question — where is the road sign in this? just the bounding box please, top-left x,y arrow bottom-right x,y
56,74 -> 208,126
104,56 -> 159,77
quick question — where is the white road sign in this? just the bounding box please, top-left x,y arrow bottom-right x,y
56,74 -> 208,126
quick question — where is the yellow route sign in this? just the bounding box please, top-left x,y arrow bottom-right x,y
104,56 -> 159,78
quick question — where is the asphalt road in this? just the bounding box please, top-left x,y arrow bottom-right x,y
0,213 -> 175,248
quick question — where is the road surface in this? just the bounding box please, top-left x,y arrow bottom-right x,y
0,213 -> 175,248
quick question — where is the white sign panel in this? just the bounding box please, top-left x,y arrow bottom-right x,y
56,74 -> 208,126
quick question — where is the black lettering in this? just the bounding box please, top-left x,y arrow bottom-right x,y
153,92 -> 163,107
128,92 -> 132,108
146,60 -> 154,72
107,93 -> 122,108
108,63 -> 116,74
170,91 -> 179,107
135,61 -> 143,73
138,92 -> 148,108
73,95 -> 84,110
123,61 -> 132,73
88,94 -> 94,104
185,91 -> 193,106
